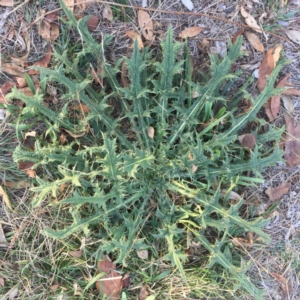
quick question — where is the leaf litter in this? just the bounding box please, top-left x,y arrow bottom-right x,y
265,182 -> 291,202
138,10 -> 153,41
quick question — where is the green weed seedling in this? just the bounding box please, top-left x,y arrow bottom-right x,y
6,0 -> 287,298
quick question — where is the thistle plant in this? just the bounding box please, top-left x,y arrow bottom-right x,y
8,1 -> 285,298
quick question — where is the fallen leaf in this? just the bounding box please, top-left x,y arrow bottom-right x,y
15,76 -> 27,88
59,133 -> 68,145
18,162 -> 36,178
96,256 -> 123,300
283,113 -> 300,167
121,61 -> 130,87
50,284 -> 60,290
238,133 -> 256,149
74,0 -> 89,14
28,44 -> 52,75
286,29 -> 300,44
0,81 -> 15,103
232,29 -> 244,44
271,272 -> 290,295
8,288 -> 18,300
125,30 -> 144,49
283,88 -> 300,96
0,224 -> 8,248
231,237 -> 255,248
240,6 -> 261,33
3,181 -> 31,189
246,232 -> 254,244
0,0 -> 16,6
181,0 -> 194,10
102,5 -> 113,22
138,10 -> 153,41
272,44 -> 283,67
179,26 -> 203,38
64,0 -> 74,12
265,182 -> 291,202
0,186 -> 13,211
257,49 -> 274,93
50,24 -> 60,41
137,250 -> 148,259
24,131 -> 36,150
138,286 -> 149,300
191,164 -> 198,173
69,250 -> 82,258
240,61 -> 261,70
11,34 -> 31,63
71,104 -> 90,113
244,31 -> 264,52
221,189 -> 242,202
87,15 -> 100,31
0,277 -> 4,286
122,272 -> 130,288
147,127 -> 154,139
0,63 -> 24,77
268,74 -> 290,120
18,87 -> 34,97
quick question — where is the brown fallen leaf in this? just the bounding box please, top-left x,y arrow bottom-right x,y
179,26 -> 203,38
147,127 -> 154,139
244,31 -> 264,52
64,0 -> 74,12
238,133 -> 256,150
138,286 -> 149,300
272,44 -> 283,67
137,250 -> 148,259
283,88 -> 300,96
286,29 -> 300,44
231,237 -> 255,248
138,10 -> 153,41
18,161 -> 36,178
50,284 -> 60,290
3,181 -> 31,189
102,5 -> 113,22
240,6 -> 261,33
271,272 -> 290,295
257,48 -> 274,93
37,10 -> 59,42
283,113 -> 300,167
0,81 -> 15,103
246,232 -> 254,244
125,30 -> 144,49
50,25 -> 60,41
87,15 -> 100,31
221,189 -> 242,202
96,256 -> 123,300
267,74 -> 290,121
28,44 -> 52,75
282,96 -> 294,114
74,0 -> 89,15
232,29 -> 244,44
0,224 -> 8,248
0,186 -> 13,211
69,250 -> 82,258
24,131 -> 36,150
15,76 -> 27,88
0,63 -> 24,77
11,33 -> 31,63
59,133 -> 68,145
121,61 -> 130,87
0,0 -> 16,6
265,182 -> 291,202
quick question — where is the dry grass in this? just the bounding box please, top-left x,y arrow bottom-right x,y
1,0 -> 300,299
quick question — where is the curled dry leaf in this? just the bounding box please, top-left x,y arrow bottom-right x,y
11,34 -> 31,63
37,9 -> 60,42
271,272 -> 290,295
0,0 -> 15,6
221,189 -> 241,202
0,81 -> 15,103
282,96 -> 294,114
238,133 -> 256,149
246,232 -> 254,244
87,15 -> 100,31
257,48 -> 274,93
240,6 -> 261,33
244,31 -> 264,52
265,182 -> 291,202
50,25 -> 60,41
28,44 -> 52,75
136,249 -> 148,259
147,127 -> 154,139
283,113 -> 300,167
0,63 -> 24,77
285,29 -> 300,44
125,30 -> 144,49
232,29 -> 244,44
272,44 -> 282,67
231,237 -> 255,248
18,161 -> 36,178
0,186 -> 13,211
179,26 -> 203,38
121,61 -> 130,87
96,256 -> 123,300
102,5 -> 113,22
59,133 -> 68,145
138,286 -> 149,300
138,10 -> 153,41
